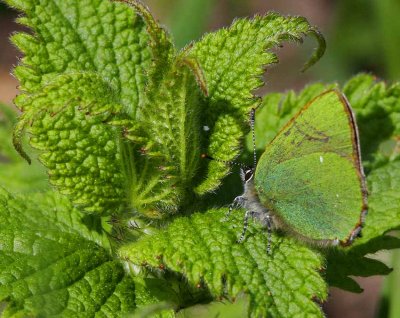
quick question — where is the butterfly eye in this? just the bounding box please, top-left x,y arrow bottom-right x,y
244,169 -> 254,182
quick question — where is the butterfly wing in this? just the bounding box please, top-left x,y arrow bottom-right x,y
254,90 -> 367,244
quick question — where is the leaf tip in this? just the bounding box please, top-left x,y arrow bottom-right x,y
12,115 -> 32,164
301,28 -> 326,72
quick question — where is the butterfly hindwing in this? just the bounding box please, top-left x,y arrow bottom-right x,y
254,90 -> 367,244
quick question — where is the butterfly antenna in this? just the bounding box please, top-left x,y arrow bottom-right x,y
250,108 -> 257,168
201,154 -> 248,169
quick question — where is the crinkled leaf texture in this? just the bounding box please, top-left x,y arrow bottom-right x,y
0,188 -> 136,317
13,72 -> 126,214
4,0 -> 400,315
7,0 -> 325,218
9,0 -> 150,114
120,209 -> 327,318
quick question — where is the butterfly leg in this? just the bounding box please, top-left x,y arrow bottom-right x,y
265,214 -> 273,254
223,195 -> 245,221
237,210 -> 255,243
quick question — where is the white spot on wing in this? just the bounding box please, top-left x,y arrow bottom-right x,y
203,125 -> 210,131
320,156 -> 324,163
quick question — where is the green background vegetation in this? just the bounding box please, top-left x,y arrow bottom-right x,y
0,0 -> 399,317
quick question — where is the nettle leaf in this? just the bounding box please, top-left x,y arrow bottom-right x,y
113,2 -> 205,218
360,161 -> 400,241
343,73 -> 400,171
326,154 -> 400,293
13,72 -> 126,214
6,0 -> 327,220
6,0 -> 204,218
189,13 -> 326,194
5,0 -> 154,215
0,188 -> 136,317
326,235 -> 400,293
120,209 -> 327,318
9,0 -> 150,115
125,61 -> 204,217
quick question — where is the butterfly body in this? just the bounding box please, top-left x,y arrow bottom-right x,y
232,90 -> 367,247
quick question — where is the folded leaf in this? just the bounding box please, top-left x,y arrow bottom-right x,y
125,62 -> 203,217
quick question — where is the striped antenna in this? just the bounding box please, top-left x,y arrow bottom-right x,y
250,108 -> 257,168
201,108 -> 257,169
201,154 -> 248,169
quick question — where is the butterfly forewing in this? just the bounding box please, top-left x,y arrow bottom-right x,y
254,90 -> 367,244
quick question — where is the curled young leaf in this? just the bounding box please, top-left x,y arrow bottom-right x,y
188,13 -> 326,194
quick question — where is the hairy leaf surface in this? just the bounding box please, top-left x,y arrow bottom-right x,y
125,62 -> 203,217
0,189 -> 135,317
120,209 -> 327,317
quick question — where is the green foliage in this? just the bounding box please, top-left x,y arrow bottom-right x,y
120,209 -> 327,317
343,74 -> 400,171
1,0 -> 400,317
176,295 -> 249,318
9,0 -> 150,113
0,189 -> 135,317
5,0 -> 325,219
326,235 -> 399,293
13,73 -> 126,214
255,74 -> 400,294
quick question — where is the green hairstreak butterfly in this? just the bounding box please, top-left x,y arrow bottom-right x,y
223,90 -> 368,251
